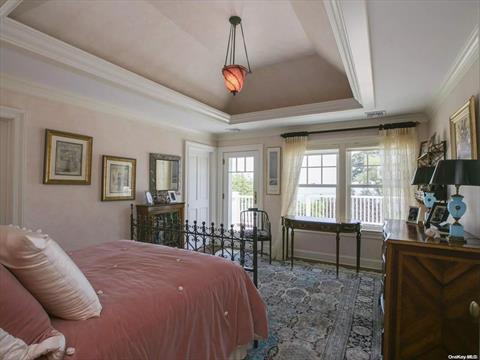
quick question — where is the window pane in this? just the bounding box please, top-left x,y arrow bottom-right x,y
237,157 -> 245,172
322,167 -> 336,184
296,187 -> 336,218
368,151 -> 380,165
245,157 -> 254,172
323,154 -> 337,166
229,158 -> 236,172
308,155 -> 322,167
308,167 -> 322,184
350,187 -> 383,225
351,166 -> 367,185
299,168 -> 307,185
368,166 -> 381,185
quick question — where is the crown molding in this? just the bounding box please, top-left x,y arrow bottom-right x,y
0,17 -> 230,123
323,0 -> 375,109
0,0 -> 22,18
0,73 -> 213,137
230,98 -> 361,124
428,25 -> 479,117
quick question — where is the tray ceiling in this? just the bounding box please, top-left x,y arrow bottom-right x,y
9,0 -> 353,114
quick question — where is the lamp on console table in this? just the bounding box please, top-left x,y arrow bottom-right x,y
430,160 -> 480,243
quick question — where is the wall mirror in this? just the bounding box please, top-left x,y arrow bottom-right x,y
149,153 -> 180,192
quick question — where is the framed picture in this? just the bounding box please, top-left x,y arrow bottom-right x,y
266,147 -> 281,195
102,155 -> 136,201
426,202 -> 449,226
450,96 -> 477,159
43,129 -> 93,184
418,140 -> 429,157
168,191 -> 177,203
406,206 -> 420,224
145,191 -> 154,205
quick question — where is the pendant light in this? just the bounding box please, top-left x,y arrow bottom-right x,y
222,16 -> 252,95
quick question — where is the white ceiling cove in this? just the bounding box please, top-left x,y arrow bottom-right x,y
9,0 -> 352,114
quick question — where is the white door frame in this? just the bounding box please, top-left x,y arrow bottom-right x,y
217,144 -> 264,225
184,141 -> 216,224
0,106 -> 26,226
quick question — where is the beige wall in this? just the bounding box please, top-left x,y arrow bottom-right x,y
427,59 -> 480,237
0,88 -> 214,250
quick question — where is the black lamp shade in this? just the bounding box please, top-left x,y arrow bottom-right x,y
430,160 -> 480,186
411,166 -> 435,185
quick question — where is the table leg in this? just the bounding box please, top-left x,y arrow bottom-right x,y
336,231 -> 340,278
291,228 -> 295,270
282,224 -> 285,261
356,230 -> 361,274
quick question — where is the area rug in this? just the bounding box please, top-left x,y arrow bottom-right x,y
246,259 -> 382,360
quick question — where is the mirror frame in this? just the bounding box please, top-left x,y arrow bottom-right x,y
149,153 -> 181,193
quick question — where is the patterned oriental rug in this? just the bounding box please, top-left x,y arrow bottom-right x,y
246,259 -> 382,360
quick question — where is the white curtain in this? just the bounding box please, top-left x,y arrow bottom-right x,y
272,136 -> 307,259
380,127 -> 417,221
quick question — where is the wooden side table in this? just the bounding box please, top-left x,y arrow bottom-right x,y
282,215 -> 361,276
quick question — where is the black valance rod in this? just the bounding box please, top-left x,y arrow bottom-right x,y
280,121 -> 418,139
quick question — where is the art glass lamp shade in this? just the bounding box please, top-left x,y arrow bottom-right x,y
222,65 -> 248,95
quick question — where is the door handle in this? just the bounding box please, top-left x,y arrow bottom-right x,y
471,301 -> 479,321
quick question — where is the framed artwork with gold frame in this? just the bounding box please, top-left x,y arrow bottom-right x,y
102,155 -> 136,201
43,129 -> 93,184
450,96 -> 477,159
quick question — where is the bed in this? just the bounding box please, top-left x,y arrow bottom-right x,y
51,239 -> 268,359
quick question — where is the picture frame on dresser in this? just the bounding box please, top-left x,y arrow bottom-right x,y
450,96 -> 477,159
43,129 -> 93,185
406,206 -> 420,224
102,155 -> 136,201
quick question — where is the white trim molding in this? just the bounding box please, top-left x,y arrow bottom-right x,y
323,0 -> 375,110
0,105 -> 25,226
0,17 -> 230,123
428,25 -> 479,116
0,0 -> 22,18
0,73 -> 212,136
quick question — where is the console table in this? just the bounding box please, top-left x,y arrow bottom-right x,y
382,220 -> 480,359
282,216 -> 361,275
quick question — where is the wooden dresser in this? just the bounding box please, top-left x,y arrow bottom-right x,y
382,220 -> 480,359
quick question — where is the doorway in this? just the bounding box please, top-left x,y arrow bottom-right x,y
221,147 -> 263,227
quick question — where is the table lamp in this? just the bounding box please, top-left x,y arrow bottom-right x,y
430,160 -> 480,243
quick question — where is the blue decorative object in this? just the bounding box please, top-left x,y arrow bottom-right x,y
430,160 -> 480,244
423,192 -> 436,208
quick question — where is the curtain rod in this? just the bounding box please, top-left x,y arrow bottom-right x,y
280,121 -> 418,139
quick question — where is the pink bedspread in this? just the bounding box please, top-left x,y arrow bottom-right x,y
52,240 -> 268,359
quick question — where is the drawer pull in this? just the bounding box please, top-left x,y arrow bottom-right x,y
470,301 -> 479,321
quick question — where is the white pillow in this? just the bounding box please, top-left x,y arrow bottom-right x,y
0,225 -> 102,320
0,328 -> 65,360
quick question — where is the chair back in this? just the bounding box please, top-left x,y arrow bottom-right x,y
240,208 -> 270,231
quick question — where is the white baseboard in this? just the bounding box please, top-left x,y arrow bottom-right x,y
294,248 -> 382,271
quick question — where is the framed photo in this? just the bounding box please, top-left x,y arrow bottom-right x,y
418,140 -> 429,157
426,202 -> 449,226
450,96 -> 477,159
406,206 -> 420,224
168,191 -> 177,203
266,147 -> 281,195
43,129 -> 93,184
102,155 -> 136,201
145,191 -> 154,205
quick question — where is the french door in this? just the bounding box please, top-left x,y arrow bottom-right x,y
222,150 -> 261,227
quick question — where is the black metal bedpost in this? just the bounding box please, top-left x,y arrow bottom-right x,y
253,212 -> 258,288
210,222 -> 215,255
193,220 -> 198,251
130,204 -> 134,240
202,222 -> 206,253
240,224 -> 245,267
185,220 -> 189,250
220,224 -> 225,258
230,224 -> 235,261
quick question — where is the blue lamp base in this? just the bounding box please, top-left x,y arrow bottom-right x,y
447,194 -> 467,244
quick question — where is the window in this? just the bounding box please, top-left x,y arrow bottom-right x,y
348,149 -> 383,226
296,151 -> 338,218
295,146 -> 383,229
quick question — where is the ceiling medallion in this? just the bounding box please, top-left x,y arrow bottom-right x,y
222,16 -> 252,95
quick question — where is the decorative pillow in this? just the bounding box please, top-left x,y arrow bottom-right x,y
0,265 -> 65,360
0,328 -> 65,360
0,225 -> 102,320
